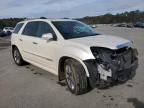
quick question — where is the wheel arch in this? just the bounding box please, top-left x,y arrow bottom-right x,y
11,44 -> 24,58
12,44 -> 18,52
58,56 -> 90,81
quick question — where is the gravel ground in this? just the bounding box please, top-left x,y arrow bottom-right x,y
0,37 -> 11,47
0,26 -> 144,108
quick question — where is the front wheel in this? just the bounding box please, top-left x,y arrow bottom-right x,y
64,59 -> 88,95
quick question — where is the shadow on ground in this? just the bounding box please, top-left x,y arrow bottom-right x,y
127,98 -> 144,108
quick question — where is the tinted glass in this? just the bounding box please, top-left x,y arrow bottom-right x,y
22,22 -> 39,36
13,23 -> 24,33
52,21 -> 98,39
9,27 -> 14,30
37,22 -> 56,38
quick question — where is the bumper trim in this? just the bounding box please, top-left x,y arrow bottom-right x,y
115,59 -> 138,82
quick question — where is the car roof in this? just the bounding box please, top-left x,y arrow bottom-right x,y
18,18 -> 75,24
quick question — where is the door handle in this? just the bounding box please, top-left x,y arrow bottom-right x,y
33,42 -> 38,45
19,39 -> 23,41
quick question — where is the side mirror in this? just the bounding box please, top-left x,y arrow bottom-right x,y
42,33 -> 53,41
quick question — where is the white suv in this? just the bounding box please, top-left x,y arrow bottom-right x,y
11,19 -> 138,95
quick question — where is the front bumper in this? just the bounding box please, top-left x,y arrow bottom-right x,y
84,48 -> 138,88
112,58 -> 138,82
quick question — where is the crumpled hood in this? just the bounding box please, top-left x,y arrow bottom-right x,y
69,35 -> 132,49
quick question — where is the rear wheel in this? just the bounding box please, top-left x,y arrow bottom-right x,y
12,47 -> 25,66
64,59 -> 88,95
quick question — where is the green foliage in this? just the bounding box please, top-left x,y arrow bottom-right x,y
0,18 -> 25,29
78,10 -> 144,24
0,10 -> 144,29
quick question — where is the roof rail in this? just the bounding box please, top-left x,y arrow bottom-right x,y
63,18 -> 70,19
23,17 -> 47,21
40,17 -> 47,19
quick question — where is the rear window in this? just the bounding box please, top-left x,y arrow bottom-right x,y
13,23 -> 24,34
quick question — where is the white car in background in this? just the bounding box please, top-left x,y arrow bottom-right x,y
11,19 -> 138,95
3,27 -> 14,35
91,24 -> 97,28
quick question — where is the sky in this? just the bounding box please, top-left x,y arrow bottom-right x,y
0,0 -> 144,18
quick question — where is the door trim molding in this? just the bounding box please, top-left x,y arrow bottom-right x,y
23,50 -> 53,62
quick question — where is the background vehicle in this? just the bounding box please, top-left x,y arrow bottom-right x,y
11,19 -> 138,95
113,23 -> 127,27
0,29 -> 7,37
3,27 -> 14,35
91,24 -> 97,28
127,23 -> 134,28
134,22 -> 144,28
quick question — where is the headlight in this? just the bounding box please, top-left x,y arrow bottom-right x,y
90,47 -> 121,67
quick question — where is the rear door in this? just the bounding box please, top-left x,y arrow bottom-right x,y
20,21 -> 40,62
12,23 -> 24,52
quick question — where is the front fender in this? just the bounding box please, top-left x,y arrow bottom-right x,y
59,45 -> 95,60
56,46 -> 95,77
57,54 -> 90,77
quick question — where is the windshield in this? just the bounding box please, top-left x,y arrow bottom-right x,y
52,21 -> 98,39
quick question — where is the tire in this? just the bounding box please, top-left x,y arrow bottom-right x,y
64,59 -> 88,95
12,47 -> 25,66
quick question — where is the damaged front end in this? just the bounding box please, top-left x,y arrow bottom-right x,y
84,47 -> 138,88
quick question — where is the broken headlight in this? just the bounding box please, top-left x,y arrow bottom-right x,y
90,47 -> 113,68
90,47 -> 113,80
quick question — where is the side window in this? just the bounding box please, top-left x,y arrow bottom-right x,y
37,21 -> 56,38
13,23 -> 24,34
22,22 -> 39,36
